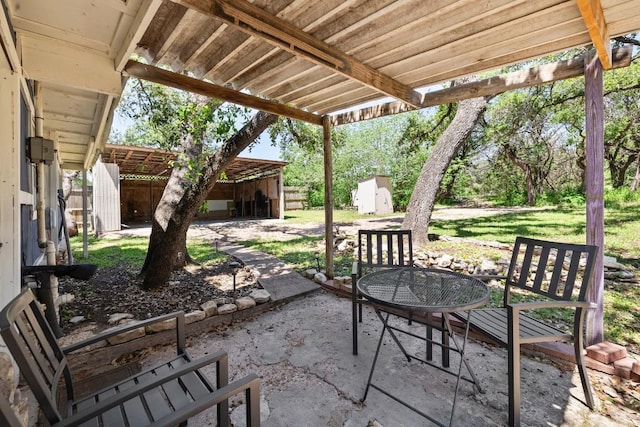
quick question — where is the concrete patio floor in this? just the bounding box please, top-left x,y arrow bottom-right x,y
142,290 -> 624,427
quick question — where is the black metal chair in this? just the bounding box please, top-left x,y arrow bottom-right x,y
351,229 -> 413,355
456,236 -> 598,427
0,288 -> 260,426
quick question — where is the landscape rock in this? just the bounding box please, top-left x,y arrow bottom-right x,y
58,293 -> 75,304
148,317 -> 177,333
106,322 -> 145,345
69,315 -> 86,324
604,255 -> 629,271
185,310 -> 206,324
107,313 -> 134,325
200,300 -> 218,316
473,259 -> 500,276
304,268 -> 318,279
235,296 -> 256,311
249,289 -> 271,304
604,270 -> 636,281
218,303 -> 238,315
436,254 -> 453,268
314,272 -> 328,284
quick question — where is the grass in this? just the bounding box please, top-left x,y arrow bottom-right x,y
248,204 -> 640,352
284,208 -> 398,224
70,203 -> 640,352
69,235 -> 226,269
428,203 -> 640,263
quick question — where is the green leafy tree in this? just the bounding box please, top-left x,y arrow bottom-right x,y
114,79 -> 277,289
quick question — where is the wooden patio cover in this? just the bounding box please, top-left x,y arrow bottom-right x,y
103,143 -> 287,182
125,0 -> 639,126
7,0 -> 640,169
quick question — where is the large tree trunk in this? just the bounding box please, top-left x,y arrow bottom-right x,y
140,111 -> 278,289
505,145 -> 537,205
402,88 -> 487,246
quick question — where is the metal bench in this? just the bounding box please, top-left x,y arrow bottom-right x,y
0,288 -> 260,426
455,236 -> 598,427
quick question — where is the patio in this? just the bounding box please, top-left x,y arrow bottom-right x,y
134,290 -> 619,427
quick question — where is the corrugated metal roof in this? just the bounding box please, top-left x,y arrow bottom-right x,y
103,143 -> 286,182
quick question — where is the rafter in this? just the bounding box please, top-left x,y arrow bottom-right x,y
172,0 -> 423,108
123,60 -> 322,125
332,46 -> 632,125
575,0 -> 612,69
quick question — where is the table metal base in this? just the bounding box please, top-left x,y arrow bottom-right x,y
362,308 -> 482,427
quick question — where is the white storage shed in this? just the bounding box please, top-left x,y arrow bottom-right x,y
355,175 -> 393,215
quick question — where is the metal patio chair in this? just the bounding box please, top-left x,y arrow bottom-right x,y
455,236 -> 598,427
351,229 -> 413,355
0,288 -> 260,426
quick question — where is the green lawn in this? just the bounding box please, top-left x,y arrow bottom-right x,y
244,204 -> 640,352
71,203 -> 640,352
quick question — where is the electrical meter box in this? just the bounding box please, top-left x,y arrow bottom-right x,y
27,137 -> 55,164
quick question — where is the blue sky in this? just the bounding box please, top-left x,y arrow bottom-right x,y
110,107 -> 282,161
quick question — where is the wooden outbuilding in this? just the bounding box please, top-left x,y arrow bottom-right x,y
95,144 -> 286,231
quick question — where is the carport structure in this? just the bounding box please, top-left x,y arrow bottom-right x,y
2,0 -> 640,358
99,143 -> 287,227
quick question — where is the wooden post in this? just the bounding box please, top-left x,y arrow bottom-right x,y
82,169 -> 88,258
584,51 -> 605,345
322,116 -> 334,278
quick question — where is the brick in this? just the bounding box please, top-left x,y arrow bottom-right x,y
586,342 -> 627,364
613,357 -> 635,379
632,360 -> 640,376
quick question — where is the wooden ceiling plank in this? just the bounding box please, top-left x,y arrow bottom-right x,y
184,22 -> 233,74
116,0 -> 163,71
223,0 -> 363,90
373,0 -> 576,76
245,0 -> 538,101
173,0 -> 422,108
382,3 -> 585,81
227,0 -> 400,95
218,42 -> 282,86
136,1 -> 189,64
286,76 -> 359,110
124,60 -> 322,125
575,0 -> 612,68
607,2 -> 640,37
350,0 -> 540,67
154,9 -> 209,68
317,32 -> 593,114
395,18 -> 588,88
331,46 -> 632,125
261,0 -> 544,106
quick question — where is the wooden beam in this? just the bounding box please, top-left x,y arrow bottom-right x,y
124,60 -> 322,125
584,52 -> 605,345
322,115 -> 334,279
576,0 -> 612,69
21,36 -> 122,96
172,0 -> 422,108
332,46 -> 632,125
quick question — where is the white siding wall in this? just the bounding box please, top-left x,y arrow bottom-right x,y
93,159 -> 121,233
0,69 -> 21,313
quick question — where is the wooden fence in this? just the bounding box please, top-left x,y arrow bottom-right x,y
284,186 -> 307,210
